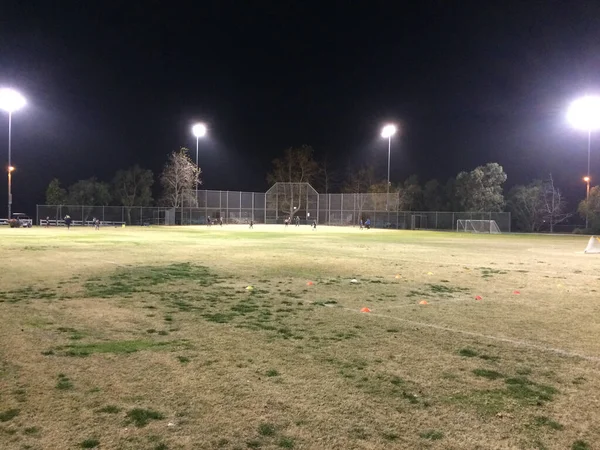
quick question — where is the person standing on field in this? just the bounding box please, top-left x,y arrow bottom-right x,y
64,215 -> 72,230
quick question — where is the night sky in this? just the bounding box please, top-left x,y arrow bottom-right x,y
1,1 -> 600,214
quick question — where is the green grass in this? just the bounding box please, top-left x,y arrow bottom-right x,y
266,369 -> 279,377
420,430 -> 443,440
56,374 -> 74,390
472,368 -> 504,380
126,408 -> 165,427
0,408 -> 20,422
278,436 -> 295,448
572,441 -> 590,450
534,416 -> 564,430
59,339 -> 180,356
258,423 -> 276,436
97,405 -> 121,414
80,439 -> 100,448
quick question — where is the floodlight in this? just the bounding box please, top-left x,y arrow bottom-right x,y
192,123 -> 207,138
381,124 -> 397,138
0,88 -> 26,113
567,96 -> 600,131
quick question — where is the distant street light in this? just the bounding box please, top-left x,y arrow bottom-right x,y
568,96 -> 600,229
381,124 -> 397,211
191,123 -> 207,201
0,88 -> 26,219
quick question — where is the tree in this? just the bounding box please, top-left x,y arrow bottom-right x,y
540,174 -> 571,233
444,177 -> 461,211
399,175 -> 423,211
113,165 -> 154,224
160,148 -> 201,208
45,178 -> 67,205
368,179 -> 400,212
455,162 -> 507,212
342,166 -> 377,222
266,145 -> 319,219
315,155 -> 340,195
423,179 -> 444,211
68,178 -> 111,206
507,181 -> 544,232
578,186 -> 600,231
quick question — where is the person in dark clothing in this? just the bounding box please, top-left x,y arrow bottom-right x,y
95,219 -> 100,230
207,216 -> 211,226
295,216 -> 300,226
219,217 -> 223,226
365,218 -> 371,229
64,215 -> 72,230
312,220 -> 317,230
249,219 -> 254,229
46,216 -> 50,228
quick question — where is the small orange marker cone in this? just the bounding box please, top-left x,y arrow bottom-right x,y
513,290 -> 520,295
475,295 -> 482,301
307,281 -> 314,286
419,300 -> 428,305
360,307 -> 371,313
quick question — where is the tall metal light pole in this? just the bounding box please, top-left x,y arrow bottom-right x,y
0,88 -> 26,219
381,124 -> 397,211
567,96 -> 600,229
191,123 -> 207,202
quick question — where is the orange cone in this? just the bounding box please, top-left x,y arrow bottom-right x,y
513,290 -> 520,295
475,295 -> 482,301
307,281 -> 314,286
360,307 -> 371,313
419,300 -> 428,305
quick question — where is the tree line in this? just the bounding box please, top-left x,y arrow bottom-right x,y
44,145 -> 599,231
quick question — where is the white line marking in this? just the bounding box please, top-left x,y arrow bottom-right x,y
344,307 -> 600,363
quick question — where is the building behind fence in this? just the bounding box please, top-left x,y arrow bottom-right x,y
37,184 -> 511,232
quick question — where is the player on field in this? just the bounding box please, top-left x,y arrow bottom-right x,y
295,215 -> 300,226
64,215 -> 72,230
312,220 -> 317,230
365,218 -> 371,229
249,219 -> 254,229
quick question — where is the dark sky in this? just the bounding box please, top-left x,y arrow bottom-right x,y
1,0 -> 600,214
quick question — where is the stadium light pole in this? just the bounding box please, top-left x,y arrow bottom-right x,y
191,123 -> 207,201
567,96 -> 600,229
0,88 -> 26,220
584,176 -> 591,228
381,124 -> 397,211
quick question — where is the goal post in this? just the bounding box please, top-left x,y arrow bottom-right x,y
456,219 -> 501,234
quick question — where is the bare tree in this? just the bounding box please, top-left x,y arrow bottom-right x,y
160,148 -> 201,208
342,166 -> 377,223
541,174 -> 571,232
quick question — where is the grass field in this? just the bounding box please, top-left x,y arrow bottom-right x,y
1,225 -> 599,450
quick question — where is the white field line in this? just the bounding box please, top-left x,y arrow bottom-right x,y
100,259 -> 123,266
344,307 -> 600,363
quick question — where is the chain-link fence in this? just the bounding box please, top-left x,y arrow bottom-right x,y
38,189 -> 511,232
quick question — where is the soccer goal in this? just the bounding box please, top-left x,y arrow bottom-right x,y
456,219 -> 501,234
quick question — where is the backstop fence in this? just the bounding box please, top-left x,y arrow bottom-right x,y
37,184 -> 511,231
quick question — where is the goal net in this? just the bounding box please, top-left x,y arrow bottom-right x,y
456,219 -> 501,234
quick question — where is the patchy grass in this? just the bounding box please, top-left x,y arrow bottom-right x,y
420,430 -> 444,440
126,408 -> 165,427
97,405 -> 121,414
80,439 -> 100,448
0,226 -> 598,448
56,374 -> 74,390
58,339 -> 183,356
0,408 -> 19,422
258,423 -> 277,436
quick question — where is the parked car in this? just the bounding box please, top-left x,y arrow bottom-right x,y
9,213 -> 33,228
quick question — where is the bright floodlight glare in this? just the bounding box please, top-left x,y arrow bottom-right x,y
584,176 -> 590,182
567,96 -> 600,131
192,123 -> 207,138
0,88 -> 26,113
381,124 -> 397,138
8,166 -> 15,172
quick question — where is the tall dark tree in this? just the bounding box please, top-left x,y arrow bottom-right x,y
423,179 -> 444,211
578,185 -> 600,231
455,163 -> 507,212
45,178 -> 67,205
113,165 -> 154,224
68,178 -> 112,206
399,175 -> 423,211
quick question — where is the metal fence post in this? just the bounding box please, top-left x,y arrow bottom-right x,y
452,212 -> 455,230
239,191 -> 242,221
121,207 -> 124,224
435,212 -> 438,229
102,206 -> 105,222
